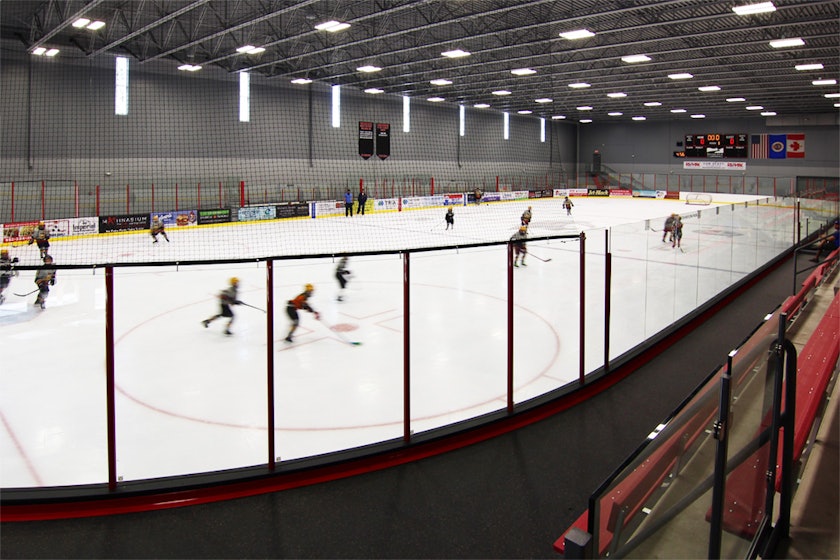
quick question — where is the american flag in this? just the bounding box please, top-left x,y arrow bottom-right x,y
751,134 -> 768,159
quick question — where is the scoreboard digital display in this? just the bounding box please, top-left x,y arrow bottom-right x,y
682,133 -> 747,158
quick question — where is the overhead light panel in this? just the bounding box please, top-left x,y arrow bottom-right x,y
795,63 -> 824,71
761,111 -> 777,116
825,93 -> 840,98
813,79 -> 837,86
442,49 -> 470,58
72,18 -> 91,28
698,86 -> 721,92
45,48 -> 59,57
668,73 -> 693,80
569,82 -> 591,88
511,68 -> 536,76
87,21 -> 106,30
237,45 -> 265,55
576,106 -> 593,111
560,29 -> 595,40
178,64 -> 202,72
357,65 -> 381,73
474,103 -> 490,109
32,47 -> 47,55
608,112 -> 623,116
315,20 -> 350,32
492,90 -> 511,96
291,78 -> 312,84
670,109 -> 687,113
732,2 -> 776,15
746,105 -> 764,110
632,116 -> 646,121
690,114 -> 706,119
364,88 -> 384,94
518,110 -> 533,115
607,92 -> 627,98
535,98 -> 553,103
621,54 -> 651,63
427,97 -> 445,102
430,79 -> 452,86
644,102 -> 662,107
579,119 -> 593,123
551,115 -> 566,120
726,97 -> 746,102
769,38 -> 804,48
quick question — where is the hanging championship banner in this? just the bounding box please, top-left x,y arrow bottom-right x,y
376,122 -> 391,160
359,121 -> 374,160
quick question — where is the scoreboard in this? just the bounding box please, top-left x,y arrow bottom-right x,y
682,133 -> 747,158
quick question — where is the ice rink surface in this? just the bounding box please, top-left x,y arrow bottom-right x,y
0,194 -> 794,487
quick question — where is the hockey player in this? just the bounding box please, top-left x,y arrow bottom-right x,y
33,254 -> 57,310
29,221 -> 50,260
150,215 -> 170,243
671,215 -> 683,249
202,277 -> 242,335
662,214 -> 676,243
285,284 -> 319,342
473,187 -> 483,205
445,207 -> 455,230
521,206 -> 532,226
0,249 -> 20,305
563,196 -> 574,216
335,257 -> 351,301
510,225 -> 528,267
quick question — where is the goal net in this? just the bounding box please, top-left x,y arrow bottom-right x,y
685,193 -> 713,205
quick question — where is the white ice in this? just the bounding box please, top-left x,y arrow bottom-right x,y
0,194 -> 794,487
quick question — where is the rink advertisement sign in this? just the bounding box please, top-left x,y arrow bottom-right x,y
528,189 -> 554,199
154,210 -> 198,228
587,188 -> 610,197
237,205 -> 276,222
197,209 -> 231,225
275,202 -> 310,219
69,217 -> 99,236
99,214 -> 149,233
376,198 -> 399,211
683,161 -> 746,170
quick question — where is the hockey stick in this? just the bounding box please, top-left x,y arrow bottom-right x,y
528,252 -> 552,262
14,288 -> 39,297
239,301 -> 266,313
319,318 -> 362,346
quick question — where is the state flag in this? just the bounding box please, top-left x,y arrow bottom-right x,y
768,134 -> 787,159
786,133 -> 805,158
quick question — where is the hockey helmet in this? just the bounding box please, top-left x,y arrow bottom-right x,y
230,277 -> 239,286
38,221 -> 45,227
43,255 -> 53,263
1,249 -> 8,257
519,225 -> 528,233
153,215 -> 160,220
305,283 -> 314,292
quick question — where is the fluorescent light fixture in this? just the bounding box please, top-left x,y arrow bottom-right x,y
427,97 -> 445,102
795,63 -> 824,71
511,68 -> 536,76
726,97 -> 746,102
73,18 -> 91,28
632,116 -> 646,121
492,90 -> 511,96
576,106 -> 593,111
87,21 -> 106,30
540,118 -> 545,143
430,79 -> 452,85
769,37 -> 804,48
45,49 -> 59,57
607,92 -> 627,98
503,112 -> 509,140
668,73 -> 693,80
732,2 -> 776,15
474,103 -> 490,108
315,20 -> 350,32
698,86 -> 720,91
239,71 -> 250,122
32,47 -> 47,55
813,79 -> 837,85
670,109 -> 687,113
364,88 -> 384,94
535,98 -> 553,103
761,111 -> 777,116
621,54 -> 651,63
331,85 -> 340,128
442,49 -> 470,58
608,112 -> 623,116
115,56 -> 128,116
580,119 -> 593,123
178,64 -> 201,71
459,105 -> 465,137
835,103 -> 840,108
291,78 -> 312,84
357,65 -> 381,73
560,29 -> 595,40
644,101 -> 662,107
569,82 -> 591,88
237,45 -> 265,54
403,96 -> 410,132
551,115 -> 566,120
690,114 -> 706,119
518,110 -> 532,114
825,93 -> 840,98
746,105 -> 764,110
